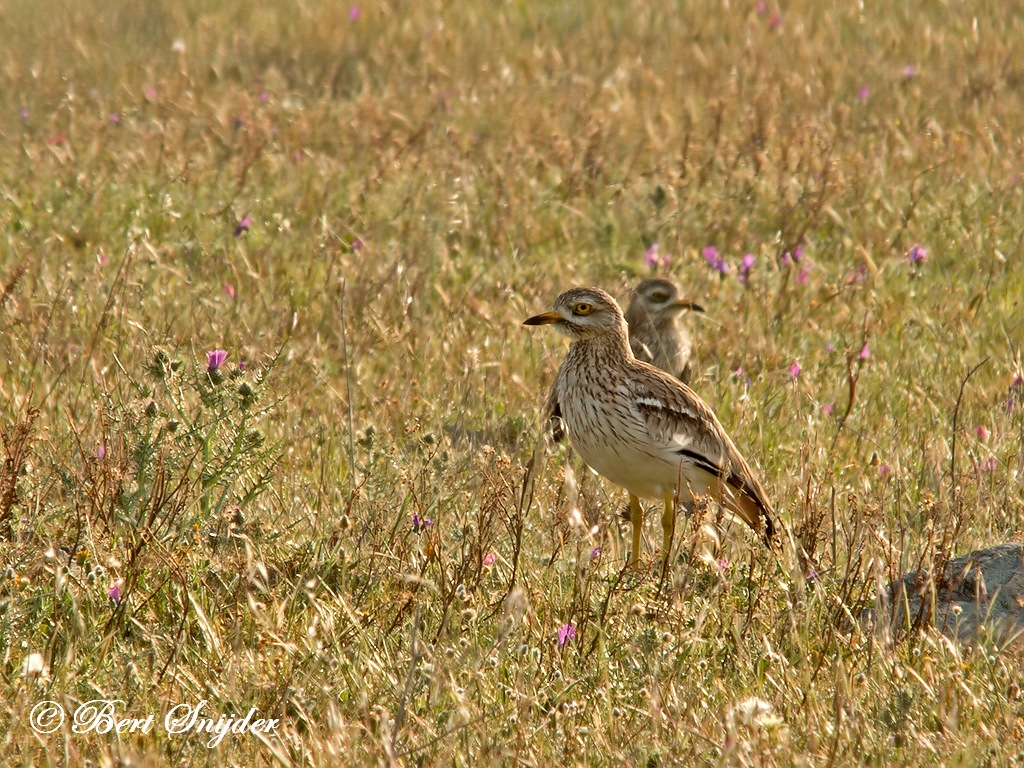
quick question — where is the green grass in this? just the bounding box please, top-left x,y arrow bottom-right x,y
1,0 -> 1023,764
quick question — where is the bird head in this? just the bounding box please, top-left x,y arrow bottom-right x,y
632,278 -> 705,318
523,287 -> 626,341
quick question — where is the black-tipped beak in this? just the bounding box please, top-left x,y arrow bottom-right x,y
673,300 -> 706,314
523,311 -> 562,326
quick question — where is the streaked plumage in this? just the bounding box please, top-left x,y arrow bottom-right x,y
545,278 -> 703,442
525,286 -> 775,562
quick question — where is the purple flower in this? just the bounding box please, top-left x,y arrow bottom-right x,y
717,558 -> 729,572
908,245 -> 927,265
590,547 -> 601,561
349,6 -> 361,21
109,112 -> 122,125
857,85 -> 870,102
644,243 -> 669,270
483,552 -> 496,566
258,90 -> 269,104
903,65 -> 916,79
782,244 -> 803,266
206,349 -> 228,372
878,463 -> 891,479
733,366 -> 744,379
769,13 -> 783,29
412,513 -> 433,532
224,283 -> 236,301
703,246 -> 730,275
350,238 -> 363,252
976,425 -> 988,442
756,1 -> 767,14
557,623 -> 576,647
738,253 -> 756,283
19,108 -> 29,121
108,583 -> 122,603
796,267 -> 810,285
823,403 -> 834,416
980,457 -> 997,472
789,362 -> 801,379
859,344 -> 870,361
234,214 -> 251,237
97,445 -> 106,460
144,85 -> 158,101
825,342 -> 835,353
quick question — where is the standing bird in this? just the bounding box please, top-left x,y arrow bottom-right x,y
525,287 -> 776,563
544,277 -> 703,442
625,277 -> 704,384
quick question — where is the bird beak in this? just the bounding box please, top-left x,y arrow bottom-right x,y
523,311 -> 563,326
673,300 -> 706,314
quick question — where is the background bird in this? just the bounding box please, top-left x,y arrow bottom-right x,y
624,277 -> 704,384
545,277 -> 703,442
525,286 -> 776,563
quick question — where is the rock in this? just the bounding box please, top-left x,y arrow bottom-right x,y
865,543 -> 1024,645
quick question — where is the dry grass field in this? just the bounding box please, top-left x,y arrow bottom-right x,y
1,0 -> 1023,764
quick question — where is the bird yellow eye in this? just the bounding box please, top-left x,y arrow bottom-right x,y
649,291 -> 669,302
573,302 -> 593,315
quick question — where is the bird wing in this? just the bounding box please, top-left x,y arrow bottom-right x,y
629,362 -> 776,543
542,379 -> 565,443
630,380 -> 729,472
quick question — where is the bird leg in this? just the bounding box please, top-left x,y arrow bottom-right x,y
629,493 -> 643,564
661,492 -> 677,560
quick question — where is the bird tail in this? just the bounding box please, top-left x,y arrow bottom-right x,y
717,480 -> 776,548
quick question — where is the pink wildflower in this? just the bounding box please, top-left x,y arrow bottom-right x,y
557,624 -> 577,647
206,349 -> 228,372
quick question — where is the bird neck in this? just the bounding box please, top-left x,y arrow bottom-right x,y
567,326 -> 633,366
627,314 -> 657,336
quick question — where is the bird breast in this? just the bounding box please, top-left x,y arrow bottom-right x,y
555,348 -> 699,500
